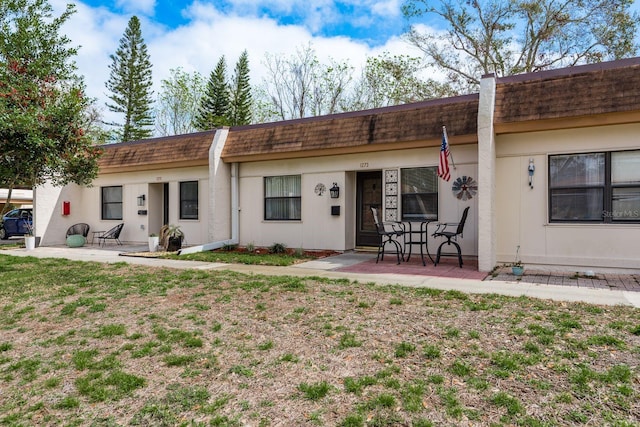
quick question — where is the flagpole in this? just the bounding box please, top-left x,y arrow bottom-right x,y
442,126 -> 456,170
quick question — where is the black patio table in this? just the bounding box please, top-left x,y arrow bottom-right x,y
401,219 -> 437,266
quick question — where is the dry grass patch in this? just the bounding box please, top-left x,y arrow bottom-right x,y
0,255 -> 639,426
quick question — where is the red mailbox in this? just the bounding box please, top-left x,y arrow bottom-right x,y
62,201 -> 70,216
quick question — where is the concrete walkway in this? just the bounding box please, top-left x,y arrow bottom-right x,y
1,245 -> 639,308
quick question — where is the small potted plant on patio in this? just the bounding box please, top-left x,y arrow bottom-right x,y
148,233 -> 159,252
160,225 -> 184,252
24,223 -> 36,251
510,245 -> 524,276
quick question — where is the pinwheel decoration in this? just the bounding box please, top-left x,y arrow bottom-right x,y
451,176 -> 477,201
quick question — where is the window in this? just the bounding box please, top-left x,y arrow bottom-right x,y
180,181 -> 199,220
401,167 -> 438,220
549,150 -> 640,222
264,175 -> 301,220
101,186 -> 122,220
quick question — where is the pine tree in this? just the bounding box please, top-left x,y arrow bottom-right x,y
105,16 -> 154,142
229,50 -> 252,126
194,56 -> 230,131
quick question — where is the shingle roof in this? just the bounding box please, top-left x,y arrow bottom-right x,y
98,131 -> 215,173
97,57 -> 640,170
221,95 -> 479,162
495,57 -> 640,129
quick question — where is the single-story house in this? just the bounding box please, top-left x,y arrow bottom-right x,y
35,57 -> 640,273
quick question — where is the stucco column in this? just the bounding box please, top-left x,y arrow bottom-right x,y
477,74 -> 497,272
208,127 -> 231,243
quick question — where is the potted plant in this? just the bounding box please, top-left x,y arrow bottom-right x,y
510,245 -> 524,276
160,224 -> 184,252
148,233 -> 159,252
24,223 -> 36,251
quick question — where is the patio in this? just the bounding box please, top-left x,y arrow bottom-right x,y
334,253 -> 486,280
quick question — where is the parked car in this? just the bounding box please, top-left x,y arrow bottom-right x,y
0,208 -> 33,239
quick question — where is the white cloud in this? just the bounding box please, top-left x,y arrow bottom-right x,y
370,0 -> 402,17
115,0 -> 156,16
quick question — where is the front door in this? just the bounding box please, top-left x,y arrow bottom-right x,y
356,171 -> 382,246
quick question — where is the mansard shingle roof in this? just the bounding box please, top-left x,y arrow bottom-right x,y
494,57 -> 640,131
98,131 -> 215,173
221,95 -> 479,161
98,57 -> 640,170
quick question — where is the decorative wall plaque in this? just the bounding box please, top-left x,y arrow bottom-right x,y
385,169 -> 398,183
385,197 -> 397,209
452,176 -> 478,201
384,169 -> 399,221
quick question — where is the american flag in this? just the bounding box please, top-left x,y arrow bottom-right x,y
438,126 -> 451,181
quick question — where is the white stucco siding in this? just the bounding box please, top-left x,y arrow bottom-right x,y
238,146 -> 479,253
36,182 -> 84,246
209,129 -> 232,243
495,123 -> 640,271
37,166 -> 210,247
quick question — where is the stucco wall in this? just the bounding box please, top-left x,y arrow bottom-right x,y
237,145 -> 479,253
37,166 -> 210,246
36,182 -> 84,246
495,123 -> 640,272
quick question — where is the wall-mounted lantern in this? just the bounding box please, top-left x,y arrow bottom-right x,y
329,183 -> 340,199
137,194 -> 146,207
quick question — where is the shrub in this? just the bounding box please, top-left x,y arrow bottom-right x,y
269,242 -> 287,254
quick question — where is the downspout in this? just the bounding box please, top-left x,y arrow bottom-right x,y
178,130 -> 239,255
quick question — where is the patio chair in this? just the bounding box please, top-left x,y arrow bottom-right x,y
65,223 -> 90,247
96,223 -> 124,247
65,223 -> 90,238
370,206 -> 405,265
432,206 -> 469,268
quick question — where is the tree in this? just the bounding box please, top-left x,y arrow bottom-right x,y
0,0 -> 101,214
81,103 -> 110,145
105,16 -> 154,142
347,52 -> 454,110
261,44 -> 353,120
194,56 -> 231,131
228,50 -> 252,126
257,45 -> 451,120
403,0 -> 639,93
155,67 -> 205,136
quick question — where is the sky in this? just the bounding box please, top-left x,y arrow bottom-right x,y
48,0 -> 432,126
49,0 -> 640,128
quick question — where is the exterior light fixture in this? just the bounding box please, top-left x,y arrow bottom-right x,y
528,159 -> 535,188
329,183 -> 340,199
137,194 -> 146,206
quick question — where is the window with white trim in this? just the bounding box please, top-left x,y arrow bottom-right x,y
401,167 -> 438,221
264,175 -> 301,220
549,150 -> 640,222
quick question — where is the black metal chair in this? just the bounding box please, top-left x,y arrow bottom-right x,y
65,223 -> 90,238
370,206 -> 405,265
96,223 -> 124,247
432,207 -> 470,268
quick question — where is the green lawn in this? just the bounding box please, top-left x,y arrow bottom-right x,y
162,249 -> 315,266
0,254 -> 639,426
